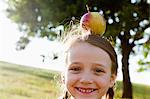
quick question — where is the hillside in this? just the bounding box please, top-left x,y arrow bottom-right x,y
0,61 -> 150,99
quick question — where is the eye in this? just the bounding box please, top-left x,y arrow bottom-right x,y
69,67 -> 81,71
94,68 -> 105,74
68,64 -> 81,74
69,67 -> 81,74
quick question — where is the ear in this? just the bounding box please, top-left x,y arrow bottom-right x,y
109,74 -> 116,88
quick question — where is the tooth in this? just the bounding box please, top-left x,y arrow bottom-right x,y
87,90 -> 90,93
77,88 -> 96,93
83,89 -> 86,92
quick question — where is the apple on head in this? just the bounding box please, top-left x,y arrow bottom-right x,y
80,12 -> 106,36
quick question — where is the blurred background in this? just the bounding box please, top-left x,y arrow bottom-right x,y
0,0 -> 150,98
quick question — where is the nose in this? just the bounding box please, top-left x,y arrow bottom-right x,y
80,72 -> 93,84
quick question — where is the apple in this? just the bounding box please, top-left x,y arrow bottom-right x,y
80,12 -> 106,35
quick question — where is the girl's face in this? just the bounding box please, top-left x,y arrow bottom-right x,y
65,42 -> 116,99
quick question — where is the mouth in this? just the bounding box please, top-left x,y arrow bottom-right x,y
75,87 -> 97,94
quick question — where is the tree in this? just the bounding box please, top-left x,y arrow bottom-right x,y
6,0 -> 87,41
6,0 -> 150,98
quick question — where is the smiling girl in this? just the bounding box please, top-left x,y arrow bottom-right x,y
60,12 -> 118,99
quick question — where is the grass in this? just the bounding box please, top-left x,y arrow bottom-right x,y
0,61 -> 61,99
0,61 -> 150,99
115,81 -> 150,99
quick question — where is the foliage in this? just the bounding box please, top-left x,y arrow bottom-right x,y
6,0 -> 87,40
137,39 -> 150,72
6,0 -> 150,49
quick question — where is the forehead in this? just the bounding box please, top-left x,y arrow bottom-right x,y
67,42 -> 112,67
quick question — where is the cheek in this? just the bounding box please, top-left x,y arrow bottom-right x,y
65,72 -> 79,85
65,73 -> 80,93
96,75 -> 112,87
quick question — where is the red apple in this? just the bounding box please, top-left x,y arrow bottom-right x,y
80,12 -> 106,35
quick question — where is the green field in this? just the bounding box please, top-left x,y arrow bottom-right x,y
0,61 -> 150,99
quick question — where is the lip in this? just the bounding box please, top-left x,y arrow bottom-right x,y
75,87 -> 98,95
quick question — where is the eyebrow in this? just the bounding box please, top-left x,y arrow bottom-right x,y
68,62 -> 82,66
69,62 -> 106,68
92,63 -> 105,67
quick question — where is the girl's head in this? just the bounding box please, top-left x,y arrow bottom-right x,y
62,32 -> 118,99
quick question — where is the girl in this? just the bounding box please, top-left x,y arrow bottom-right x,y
60,12 -> 118,99
60,31 -> 118,99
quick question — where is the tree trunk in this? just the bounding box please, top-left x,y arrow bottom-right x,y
121,49 -> 133,98
119,33 -> 133,98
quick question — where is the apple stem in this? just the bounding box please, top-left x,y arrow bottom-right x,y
86,5 -> 90,13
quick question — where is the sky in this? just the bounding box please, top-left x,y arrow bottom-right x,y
0,0 -> 150,85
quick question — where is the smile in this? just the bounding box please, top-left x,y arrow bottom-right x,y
75,87 -> 97,94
